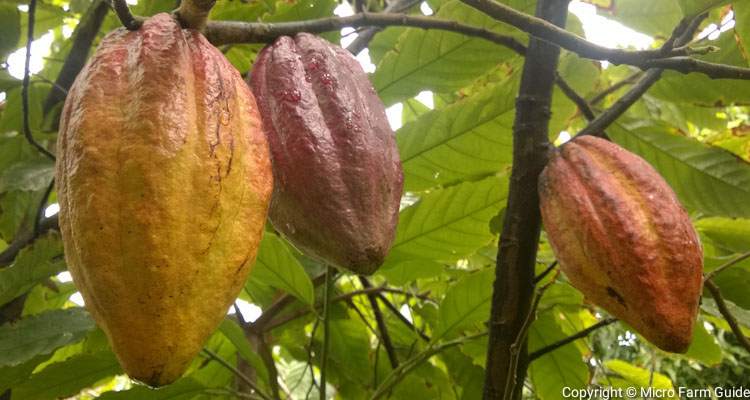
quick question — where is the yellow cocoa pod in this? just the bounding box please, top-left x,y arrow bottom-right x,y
55,14 -> 273,386
539,135 -> 703,353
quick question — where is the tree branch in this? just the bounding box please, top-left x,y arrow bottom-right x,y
43,0 -> 109,115
576,13 -> 706,138
704,280 -> 750,354
204,12 -> 526,54
482,1 -> 569,399
175,0 -> 216,31
346,0 -> 423,55
528,318 -> 616,361
256,334 -> 282,400
576,69 -> 663,138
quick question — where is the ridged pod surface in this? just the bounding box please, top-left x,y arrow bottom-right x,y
250,33 -> 403,275
56,14 -> 273,386
538,136 -> 702,353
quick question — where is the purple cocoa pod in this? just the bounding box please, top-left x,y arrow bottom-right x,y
250,33 -> 404,275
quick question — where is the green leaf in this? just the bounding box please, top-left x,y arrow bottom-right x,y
317,317 -> 372,385
397,79 -> 516,191
0,3 -> 20,57
702,297 -> 750,328
605,359 -> 677,395
12,351 -> 121,400
372,1 -> 521,105
377,259 -> 445,286
0,233 -> 65,306
0,308 -> 95,367
19,3 -> 65,47
436,268 -> 493,339
249,232 -> 315,305
0,156 -> 54,193
528,312 -> 589,400
401,98 -> 432,125
387,175 -> 508,263
96,378 -> 216,399
678,0 -> 732,16
683,318 -> 722,365
696,217 -> 750,252
609,122 -> 750,218
0,354 -> 48,393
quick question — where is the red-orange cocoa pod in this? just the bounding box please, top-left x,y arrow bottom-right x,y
249,33 -> 403,275
538,135 -> 703,353
56,14 -> 273,386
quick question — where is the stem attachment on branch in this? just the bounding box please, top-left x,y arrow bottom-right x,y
175,0 -> 216,31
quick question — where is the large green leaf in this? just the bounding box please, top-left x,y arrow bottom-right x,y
695,217 -> 750,252
598,0 -> 683,38
96,378 -> 216,399
0,233 -> 65,307
397,79 -> 516,191
683,319 -> 722,365
678,0 -> 732,16
436,268 -> 493,339
0,156 -> 54,193
249,232 -> 315,305
528,312 -> 589,400
604,359 -> 677,397
372,1 -> 521,105
12,351 -> 121,400
0,3 -> 20,58
609,122 -> 750,218
387,175 -> 508,263
0,308 -> 95,367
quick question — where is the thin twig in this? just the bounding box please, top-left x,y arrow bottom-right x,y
257,334 -> 283,400
360,277 -> 399,368
588,71 -> 643,106
370,331 -> 488,400
703,251 -> 750,282
554,75 -> 595,121
376,292 -> 431,341
33,179 -> 54,237
704,280 -> 750,354
576,68 -> 663,137
202,349 -> 272,400
527,318 -> 616,361
22,0 -> 55,161
319,266 -> 333,400
533,260 -> 557,284
263,286 -> 432,331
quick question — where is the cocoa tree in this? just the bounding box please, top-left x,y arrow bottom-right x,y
1,0 -> 750,399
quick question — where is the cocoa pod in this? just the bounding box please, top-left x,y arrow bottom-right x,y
538,135 -> 702,353
56,14 -> 273,386
249,33 -> 403,275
